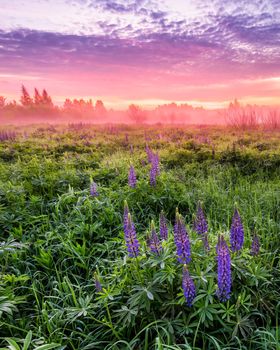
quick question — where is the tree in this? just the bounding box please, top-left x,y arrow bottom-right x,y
128,104 -> 147,124
20,85 -> 33,107
34,88 -> 42,105
42,89 -> 53,107
95,100 -> 107,117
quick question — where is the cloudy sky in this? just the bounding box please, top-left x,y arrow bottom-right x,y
0,0 -> 279,108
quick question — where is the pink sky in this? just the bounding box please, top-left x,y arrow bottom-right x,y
0,0 -> 279,109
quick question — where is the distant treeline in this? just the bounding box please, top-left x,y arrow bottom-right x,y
0,86 -> 279,128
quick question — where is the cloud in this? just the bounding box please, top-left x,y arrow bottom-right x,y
0,0 -> 279,104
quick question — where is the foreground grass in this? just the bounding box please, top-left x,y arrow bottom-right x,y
0,125 -> 279,349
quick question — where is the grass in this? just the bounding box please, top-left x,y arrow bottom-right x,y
0,124 -> 279,349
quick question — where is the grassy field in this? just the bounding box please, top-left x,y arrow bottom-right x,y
0,124 -> 279,349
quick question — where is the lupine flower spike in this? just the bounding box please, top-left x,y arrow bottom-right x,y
193,201 -> 209,252
150,162 -> 157,186
182,264 -> 196,306
149,150 -> 160,186
148,220 -> 162,255
94,272 -> 103,292
90,181 -> 98,197
128,164 -> 137,188
251,233 -> 260,256
153,153 -> 160,175
216,235 -> 231,302
146,144 -> 153,163
124,212 -> 140,258
159,211 -> 168,240
174,211 -> 191,264
193,201 -> 208,235
230,205 -> 244,252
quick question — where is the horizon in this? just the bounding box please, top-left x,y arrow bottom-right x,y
0,0 -> 280,111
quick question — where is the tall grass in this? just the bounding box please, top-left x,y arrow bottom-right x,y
0,125 -> 279,349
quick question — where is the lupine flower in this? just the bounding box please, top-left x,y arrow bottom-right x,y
174,212 -> 191,264
148,220 -> 162,255
146,144 -> 153,163
193,201 -> 208,235
182,265 -> 196,306
152,153 -> 160,175
128,165 -> 137,188
230,207 -> 244,252
150,163 -> 157,186
94,272 -> 102,292
251,233 -> 260,256
216,235 -> 231,302
159,211 -> 168,240
90,182 -> 98,197
124,212 -> 140,257
193,202 -> 210,252
150,153 -> 160,186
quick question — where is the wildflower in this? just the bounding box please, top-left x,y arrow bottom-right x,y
159,211 -> 168,240
94,272 -> 102,292
152,153 -> 160,175
150,152 -> 160,186
148,220 -> 162,255
230,206 -> 244,252
146,144 -> 153,163
182,265 -> 196,306
216,235 -> 231,302
124,212 -> 140,258
90,181 -> 98,197
128,165 -> 137,188
251,233 -> 260,256
174,211 -> 191,264
150,163 -> 157,186
193,201 -> 208,235
193,201 -> 209,251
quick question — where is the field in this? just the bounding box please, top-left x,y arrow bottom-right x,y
0,124 -> 279,350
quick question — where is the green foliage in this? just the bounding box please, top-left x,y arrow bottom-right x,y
0,125 -> 279,349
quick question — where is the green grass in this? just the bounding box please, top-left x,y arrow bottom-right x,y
0,125 -> 279,349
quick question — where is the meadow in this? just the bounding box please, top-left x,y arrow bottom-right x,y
0,124 -> 279,350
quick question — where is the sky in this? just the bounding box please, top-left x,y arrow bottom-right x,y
0,0 -> 279,109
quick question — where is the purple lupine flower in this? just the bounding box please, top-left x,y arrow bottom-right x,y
230,207 -> 244,252
94,272 -> 103,292
152,153 -> 160,175
150,163 -> 157,186
193,202 -> 209,252
90,182 -> 98,197
146,144 -> 153,163
182,265 -> 196,306
159,211 -> 168,240
174,212 -> 191,264
193,201 -> 208,235
216,235 -> 231,302
149,152 -> 160,186
128,165 -> 137,188
148,220 -> 162,255
124,212 -> 140,258
251,233 -> 260,256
